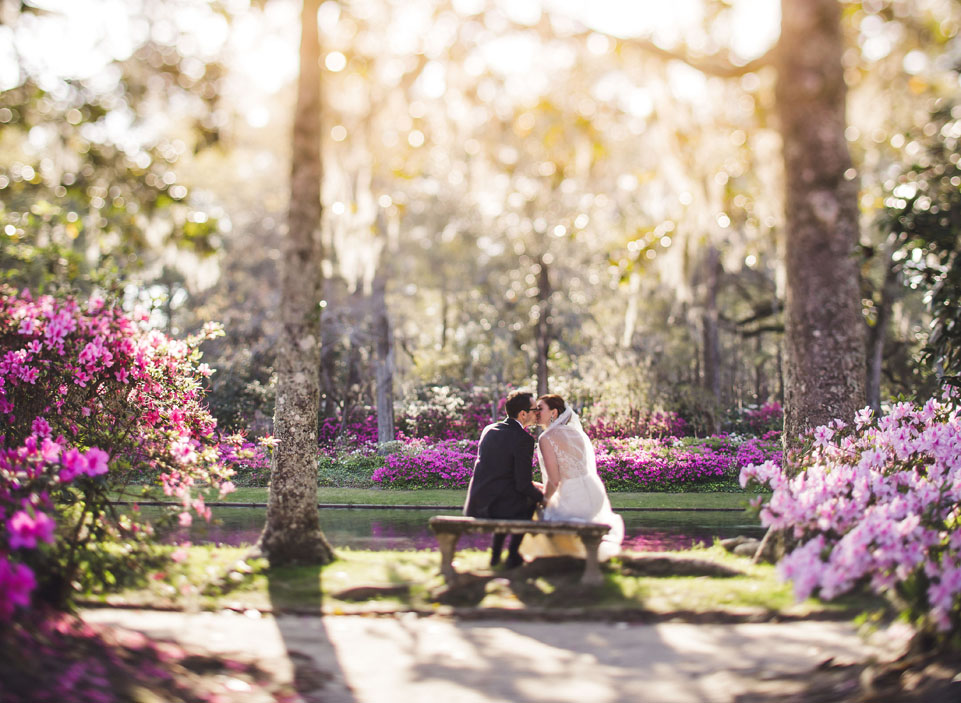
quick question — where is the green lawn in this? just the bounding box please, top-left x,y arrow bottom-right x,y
82,543 -> 880,620
173,487 -> 758,510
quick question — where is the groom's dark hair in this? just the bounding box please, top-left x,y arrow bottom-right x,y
504,390 -> 534,419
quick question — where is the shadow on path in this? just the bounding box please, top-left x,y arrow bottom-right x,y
265,561 -> 359,703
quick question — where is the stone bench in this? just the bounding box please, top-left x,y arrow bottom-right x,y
428,515 -> 611,586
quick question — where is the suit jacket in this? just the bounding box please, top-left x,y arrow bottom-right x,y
463,418 -> 543,519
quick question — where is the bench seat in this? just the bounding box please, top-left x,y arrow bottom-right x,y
429,515 -> 611,585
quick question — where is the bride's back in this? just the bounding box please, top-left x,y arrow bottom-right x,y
542,426 -> 591,480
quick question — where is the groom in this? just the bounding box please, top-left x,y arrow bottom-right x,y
464,390 -> 544,569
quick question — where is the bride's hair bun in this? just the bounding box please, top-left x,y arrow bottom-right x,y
538,394 -> 565,416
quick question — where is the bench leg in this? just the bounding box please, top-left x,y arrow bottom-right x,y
435,532 -> 461,584
580,534 -> 604,586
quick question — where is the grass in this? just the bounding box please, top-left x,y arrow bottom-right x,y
82,543 -> 883,621
128,486 -> 760,510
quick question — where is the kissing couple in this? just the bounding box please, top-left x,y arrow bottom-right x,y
463,390 -> 624,569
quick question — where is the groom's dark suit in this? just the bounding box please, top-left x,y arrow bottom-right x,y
464,417 -> 544,567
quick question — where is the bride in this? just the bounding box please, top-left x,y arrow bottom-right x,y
522,394 -> 624,561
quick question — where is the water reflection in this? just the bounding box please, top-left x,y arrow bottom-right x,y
140,506 -> 764,552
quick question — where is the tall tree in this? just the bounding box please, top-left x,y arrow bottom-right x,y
777,0 -> 865,440
534,254 -> 553,396
612,0 -> 865,442
257,0 -> 333,565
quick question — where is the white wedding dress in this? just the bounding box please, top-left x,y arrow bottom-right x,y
522,408 -> 624,561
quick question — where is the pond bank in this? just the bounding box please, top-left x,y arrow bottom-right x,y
112,500 -> 746,511
130,505 -> 764,551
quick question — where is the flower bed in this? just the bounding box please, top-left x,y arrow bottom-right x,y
595,433 -> 782,492
371,439 -> 479,489
218,432 -> 784,492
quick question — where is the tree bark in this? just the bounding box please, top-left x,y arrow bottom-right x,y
535,256 -> 552,396
754,332 -> 766,402
440,272 -> 449,350
867,246 -> 901,412
258,0 -> 333,565
777,0 -> 866,445
372,252 -> 395,445
701,246 -> 722,433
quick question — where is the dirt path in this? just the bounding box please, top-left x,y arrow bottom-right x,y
82,608 -> 912,703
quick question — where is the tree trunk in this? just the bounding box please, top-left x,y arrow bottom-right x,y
440,273 -> 449,350
372,258 -> 395,445
701,246 -> 722,433
776,341 -> 784,405
777,0 -> 866,445
258,0 -> 333,565
622,271 -> 641,348
867,247 -> 900,412
535,256 -> 552,396
754,332 -> 766,402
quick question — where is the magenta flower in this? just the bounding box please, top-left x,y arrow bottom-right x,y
60,447 -> 92,482
8,510 -> 56,549
0,558 -> 36,618
83,448 -> 109,476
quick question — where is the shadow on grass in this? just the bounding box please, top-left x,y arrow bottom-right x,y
432,556 -> 631,610
265,560 -> 359,703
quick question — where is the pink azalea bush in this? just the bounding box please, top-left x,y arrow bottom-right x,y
396,386 -> 494,440
363,433 -> 781,491
371,439 -> 479,488
595,433 -> 781,492
740,393 -> 961,639
726,401 -> 783,436
583,409 -> 689,439
0,611 -> 269,703
0,287 -> 236,617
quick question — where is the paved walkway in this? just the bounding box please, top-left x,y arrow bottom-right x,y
82,608 -> 912,703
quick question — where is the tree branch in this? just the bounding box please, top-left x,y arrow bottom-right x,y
618,38 -> 777,78
739,324 -> 784,338
734,300 -> 783,327
502,9 -> 778,79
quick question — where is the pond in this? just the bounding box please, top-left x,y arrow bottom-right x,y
140,506 -> 765,552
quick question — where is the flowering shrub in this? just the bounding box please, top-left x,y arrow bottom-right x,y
0,287 -> 235,616
318,413 -> 379,448
740,394 -> 961,639
0,610 -> 269,703
216,436 -> 271,487
594,433 -> 782,492
364,433 -> 781,492
583,409 -> 689,439
396,386 -> 493,440
372,439 -> 479,489
726,401 -> 783,436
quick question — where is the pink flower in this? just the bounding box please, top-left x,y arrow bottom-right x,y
178,512 -> 192,527
812,425 -> 834,449
60,448 -> 87,482
8,510 -> 56,549
0,559 -> 36,618
17,317 -> 37,335
39,436 -> 61,462
83,447 -> 109,476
